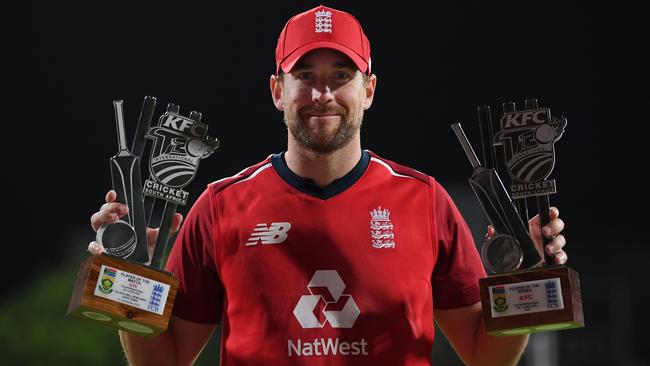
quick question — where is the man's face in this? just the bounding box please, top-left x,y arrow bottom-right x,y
272,49 -> 376,154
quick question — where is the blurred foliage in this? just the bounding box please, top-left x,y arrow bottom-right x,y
0,263 -> 221,366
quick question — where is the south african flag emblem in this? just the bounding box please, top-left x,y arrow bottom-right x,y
492,286 -> 508,313
98,267 -> 117,294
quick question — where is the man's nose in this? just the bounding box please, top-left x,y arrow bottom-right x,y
311,82 -> 334,104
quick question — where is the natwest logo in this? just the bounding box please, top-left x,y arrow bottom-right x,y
293,270 -> 360,328
288,337 -> 368,357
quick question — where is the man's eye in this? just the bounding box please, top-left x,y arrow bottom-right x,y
297,72 -> 314,80
333,71 -> 351,80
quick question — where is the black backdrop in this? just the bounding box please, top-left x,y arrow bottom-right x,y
5,1 -> 648,364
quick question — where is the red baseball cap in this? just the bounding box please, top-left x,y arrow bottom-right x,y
275,5 -> 371,75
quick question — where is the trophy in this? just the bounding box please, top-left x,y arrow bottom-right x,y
451,98 -> 584,336
68,96 -> 219,336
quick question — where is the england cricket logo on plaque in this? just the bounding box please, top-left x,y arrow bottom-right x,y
494,108 -> 567,199
144,110 -> 218,205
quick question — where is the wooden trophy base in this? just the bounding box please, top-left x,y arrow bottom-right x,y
479,265 -> 584,336
68,254 -> 179,337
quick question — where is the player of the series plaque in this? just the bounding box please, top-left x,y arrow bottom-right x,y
68,96 -> 218,336
452,98 -> 584,336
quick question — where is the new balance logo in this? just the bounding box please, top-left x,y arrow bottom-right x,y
245,222 -> 291,246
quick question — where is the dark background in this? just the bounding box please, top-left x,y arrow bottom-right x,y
3,1 -> 648,365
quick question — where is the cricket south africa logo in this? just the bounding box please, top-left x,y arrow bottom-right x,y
370,207 -> 395,248
494,108 -> 567,198
143,110 -> 218,205
293,270 -> 360,328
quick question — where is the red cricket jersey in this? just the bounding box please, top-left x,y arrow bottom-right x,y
166,150 -> 486,365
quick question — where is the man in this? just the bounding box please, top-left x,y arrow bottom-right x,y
89,5 -> 567,365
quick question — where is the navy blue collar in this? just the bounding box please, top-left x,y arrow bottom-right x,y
271,150 -> 370,199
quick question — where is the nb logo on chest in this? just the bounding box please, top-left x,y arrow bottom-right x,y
245,222 -> 292,246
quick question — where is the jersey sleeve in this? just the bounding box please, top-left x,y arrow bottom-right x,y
165,188 -> 224,323
431,180 -> 486,309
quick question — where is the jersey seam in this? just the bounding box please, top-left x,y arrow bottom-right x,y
209,156 -> 274,195
429,177 -> 438,285
366,157 -> 431,188
208,188 -> 226,302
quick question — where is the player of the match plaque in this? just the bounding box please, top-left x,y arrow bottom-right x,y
68,97 -> 218,336
451,98 -> 584,336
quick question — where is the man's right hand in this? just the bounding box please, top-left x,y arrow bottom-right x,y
88,190 -> 216,365
88,190 -> 183,259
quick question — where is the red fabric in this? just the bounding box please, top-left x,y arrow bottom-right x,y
276,5 -> 371,74
165,152 -> 485,365
165,189 -> 224,323
431,182 -> 486,309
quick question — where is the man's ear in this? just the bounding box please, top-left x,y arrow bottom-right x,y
270,74 -> 284,111
363,74 -> 377,110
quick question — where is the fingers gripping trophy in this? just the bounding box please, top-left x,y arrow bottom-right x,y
68,97 -> 219,336
451,98 -> 584,336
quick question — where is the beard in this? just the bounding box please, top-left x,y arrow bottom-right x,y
283,101 -> 364,154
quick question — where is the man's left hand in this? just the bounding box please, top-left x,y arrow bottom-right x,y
486,206 -> 567,265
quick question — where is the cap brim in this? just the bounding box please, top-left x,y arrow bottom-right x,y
279,41 -> 369,74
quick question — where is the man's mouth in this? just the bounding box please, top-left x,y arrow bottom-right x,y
307,112 -> 339,117
301,105 -> 346,117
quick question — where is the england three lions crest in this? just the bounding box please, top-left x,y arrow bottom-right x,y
370,207 -> 395,249
495,108 -> 567,198
144,110 -> 219,205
